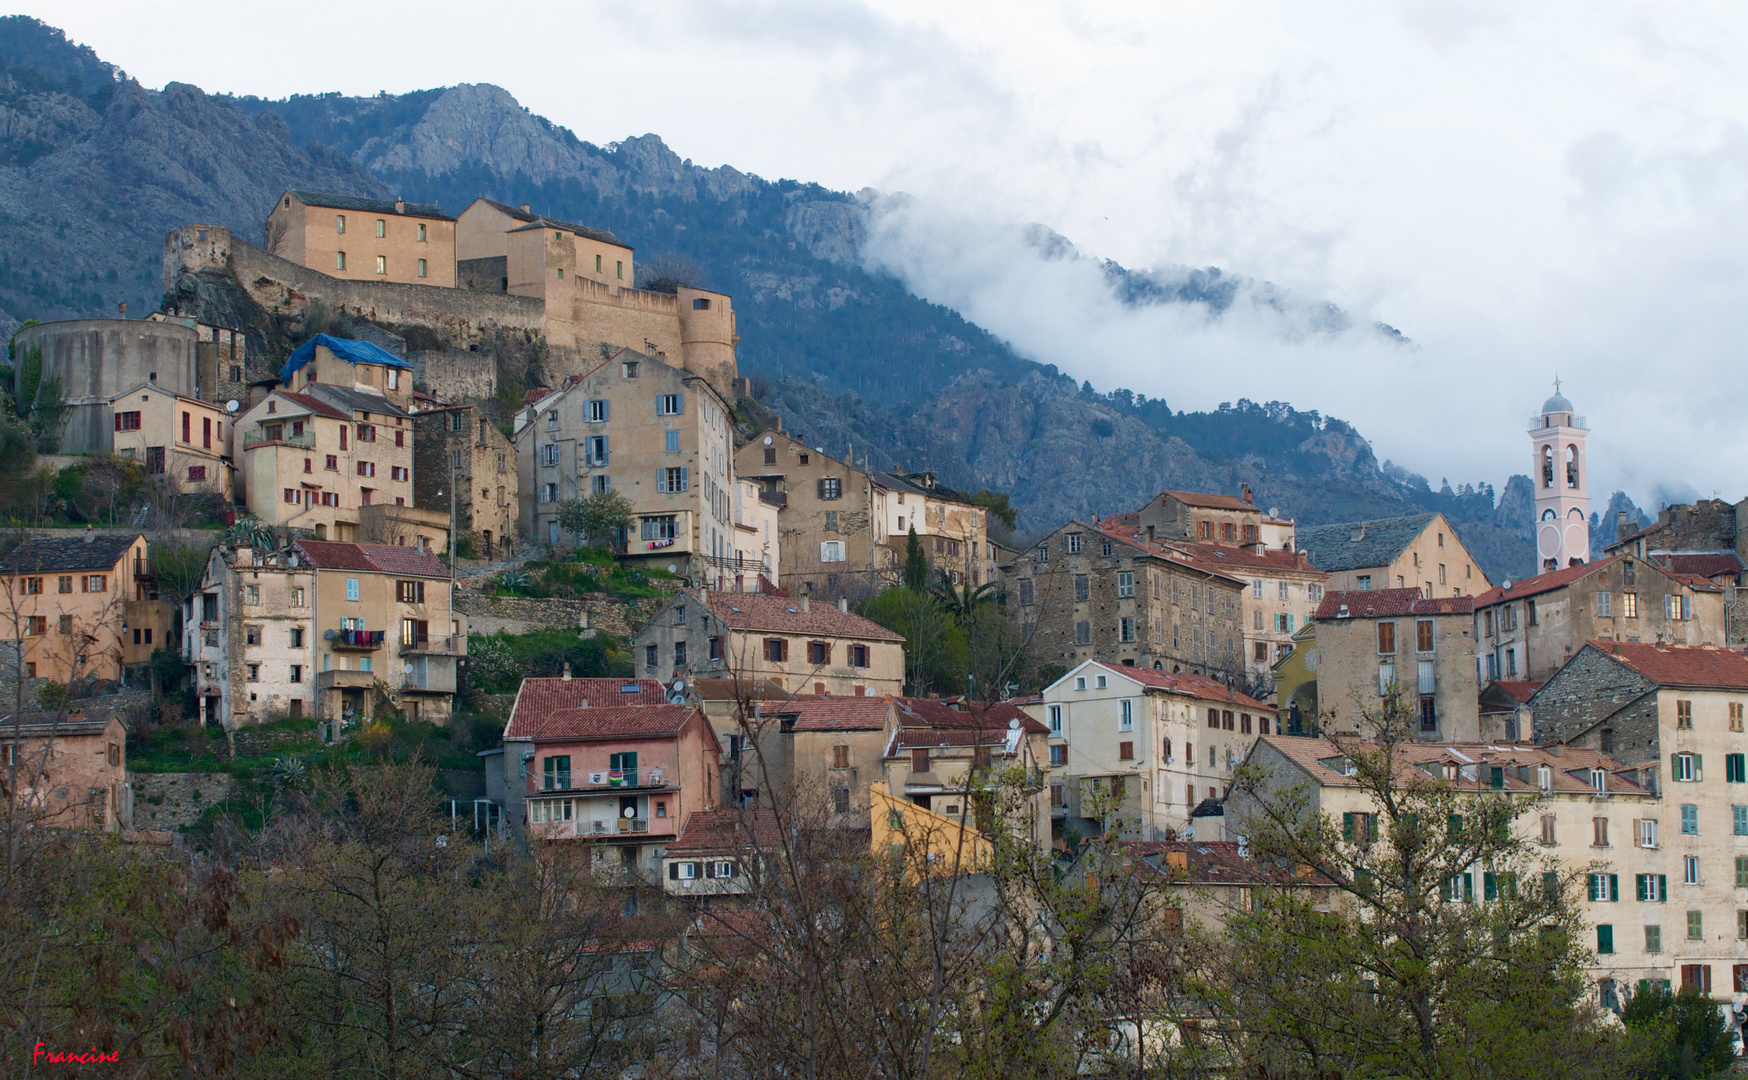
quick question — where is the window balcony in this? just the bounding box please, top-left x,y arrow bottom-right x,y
400,634 -> 464,656
242,428 -> 316,449
328,628 -> 385,651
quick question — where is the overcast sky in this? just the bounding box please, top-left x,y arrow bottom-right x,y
27,0 -> 1748,508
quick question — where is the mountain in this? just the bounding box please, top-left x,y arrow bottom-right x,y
0,16 -> 1566,582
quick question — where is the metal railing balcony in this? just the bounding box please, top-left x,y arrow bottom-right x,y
243,428 -> 316,449
329,628 -> 385,651
400,635 -> 464,656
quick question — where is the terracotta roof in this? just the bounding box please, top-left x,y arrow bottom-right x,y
666,808 -> 783,855
273,390 -> 350,421
1073,662 -> 1274,711
1669,572 -> 1722,592
1491,680 -> 1542,705
1586,641 -> 1748,690
1314,588 -> 1474,619
0,534 -> 138,574
1295,514 -> 1440,574
293,540 -> 450,578
690,678 -> 797,702
506,678 -> 668,738
1153,489 -> 1257,512
1164,541 -> 1320,574
887,728 -> 1025,754
702,592 -> 903,642
894,697 -> 1049,733
1122,840 -> 1335,887
768,697 -> 894,732
1662,553 -> 1744,578
0,708 -> 123,738
1471,557 -> 1618,607
514,704 -> 698,741
1084,521 -> 1249,587
1253,734 -> 1649,796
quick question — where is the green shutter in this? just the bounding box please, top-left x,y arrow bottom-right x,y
1543,871 -> 1560,897
1588,875 -> 1599,902
1673,753 -> 1681,779
1637,875 -> 1648,902
1659,874 -> 1668,900
1598,924 -> 1614,954
1696,754 -> 1703,777
1609,874 -> 1619,902
1343,812 -> 1355,841
1448,814 -> 1464,836
1485,872 -> 1498,901
1368,815 -> 1379,842
1463,873 -> 1474,902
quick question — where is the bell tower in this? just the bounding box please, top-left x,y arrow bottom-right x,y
1529,378 -> 1590,571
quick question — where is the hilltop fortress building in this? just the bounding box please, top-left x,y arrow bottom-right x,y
164,191 -> 740,401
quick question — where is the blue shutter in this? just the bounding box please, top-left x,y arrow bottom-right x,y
601,400 -> 610,421
680,467 -> 689,491
656,470 -> 666,493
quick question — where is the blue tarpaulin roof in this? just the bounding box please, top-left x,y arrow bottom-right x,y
279,334 -> 413,384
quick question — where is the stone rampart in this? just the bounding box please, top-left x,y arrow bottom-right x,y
411,349 -> 497,401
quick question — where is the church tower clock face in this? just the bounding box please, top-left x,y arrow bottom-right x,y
1529,379 -> 1590,572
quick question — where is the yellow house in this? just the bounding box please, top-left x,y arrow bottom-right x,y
108,383 -> 233,499
238,337 -> 415,540
871,780 -> 993,878
0,534 -> 155,682
1271,622 -> 1319,732
266,190 -> 457,288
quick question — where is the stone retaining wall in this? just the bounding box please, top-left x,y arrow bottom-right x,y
132,772 -> 236,830
454,592 -> 666,638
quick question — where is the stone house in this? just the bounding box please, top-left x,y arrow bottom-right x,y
872,469 -> 992,589
660,808 -> 782,902
514,350 -> 744,587
1228,734 -> 1666,999
1040,660 -> 1274,843
187,544 -> 315,727
237,336 -> 415,540
506,701 -> 720,880
0,534 -> 157,683
633,589 -> 904,697
1006,520 -> 1247,681
759,696 -> 897,828
1296,513 -> 1490,599
1472,555 -> 1726,684
878,711 -> 1051,856
108,383 -> 233,499
293,540 -> 464,725
411,403 -> 517,560
266,189 -> 457,288
1135,486 -> 1269,547
1604,499 -> 1748,647
0,709 -> 131,830
1310,589 -> 1480,740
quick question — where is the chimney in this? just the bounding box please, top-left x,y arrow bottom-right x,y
799,596 -> 810,613
520,203 -> 531,214
83,525 -> 94,543
1616,511 -> 1637,543
837,597 -> 848,612
562,663 -> 572,681
1547,744 -> 1565,757
394,198 -> 405,214
1351,525 -> 1366,542
1241,483 -> 1253,505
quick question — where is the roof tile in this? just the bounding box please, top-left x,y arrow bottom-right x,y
506,678 -> 669,738
0,534 -> 138,574
1314,588 -> 1474,619
1587,641 -> 1748,690
293,540 -> 450,578
703,592 -> 903,642
517,704 -> 698,741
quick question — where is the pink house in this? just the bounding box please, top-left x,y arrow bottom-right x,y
506,700 -> 721,878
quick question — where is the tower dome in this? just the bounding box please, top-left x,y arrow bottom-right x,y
1542,389 -> 1574,413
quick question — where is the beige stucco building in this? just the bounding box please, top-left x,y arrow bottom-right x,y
878,707 -> 1052,857
633,589 -> 905,697
1472,554 -> 1726,685
0,534 -> 155,683
514,350 -> 744,585
294,540 -> 464,725
266,190 -> 456,288
237,337 -> 414,541
1310,589 -> 1480,740
108,383 -> 233,500
1296,512 -> 1490,599
1041,660 -> 1275,843
188,543 -> 315,727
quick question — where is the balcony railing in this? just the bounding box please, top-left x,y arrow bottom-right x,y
701,554 -> 770,574
582,819 -> 651,835
242,428 -> 316,449
758,490 -> 787,507
329,629 -> 385,651
401,635 -> 464,656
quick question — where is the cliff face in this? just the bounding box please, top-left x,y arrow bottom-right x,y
0,18 -> 1557,582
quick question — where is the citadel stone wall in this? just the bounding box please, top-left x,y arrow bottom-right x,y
411,349 -> 497,401
13,319 -> 200,454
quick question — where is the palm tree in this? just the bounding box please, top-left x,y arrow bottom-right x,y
931,571 -> 996,620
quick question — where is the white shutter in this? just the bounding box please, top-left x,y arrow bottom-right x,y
1417,660 -> 1435,694
1378,664 -> 1395,695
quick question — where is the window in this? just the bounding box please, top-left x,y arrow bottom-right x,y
357,461 -> 376,477
817,477 -> 841,500
1682,804 -> 1698,835
1645,925 -> 1662,953
1019,580 -> 1037,608
1593,816 -> 1608,846
375,255 -> 387,275
114,411 -> 141,431
57,576 -> 70,594
390,466 -> 407,481
543,755 -> 572,791
1068,534 -> 1083,554
1638,818 -> 1658,848
396,580 -> 426,604
336,214 -> 345,233
1117,571 -> 1134,597
1049,744 -> 1067,767
657,393 -> 683,416
1686,910 -> 1705,941
820,541 -> 845,563
1074,620 -> 1091,645
587,435 -> 610,466
1378,663 -> 1395,695
1416,620 -> 1434,652
1377,622 -> 1396,654
417,258 -> 426,278
1674,752 -> 1697,782
291,587 -> 304,607
640,516 -> 677,541
1737,807 -> 1748,837
616,260 -> 623,280
1684,855 -> 1701,885
1120,699 -> 1133,730
1540,815 -> 1556,844
19,576 -> 39,595
1119,617 -> 1135,642
1357,574 -> 1372,590
658,467 -> 689,492
1596,591 -> 1612,617
84,574 -> 106,593
1637,874 -> 1667,902
345,578 -> 360,602
1677,700 -> 1692,729
1074,575 -> 1090,602
1047,704 -> 1062,733
673,641 -> 687,667
374,218 -> 386,238
538,483 -> 557,504
247,663 -> 260,682
1595,924 -> 1614,954
1342,812 -> 1378,844
660,429 -> 680,454
336,251 -> 346,270
1730,753 -> 1746,783
764,638 -> 788,662
1119,741 -> 1134,760
1622,592 -> 1638,618
807,641 -> 830,665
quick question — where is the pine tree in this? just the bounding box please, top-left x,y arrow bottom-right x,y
903,526 -> 927,592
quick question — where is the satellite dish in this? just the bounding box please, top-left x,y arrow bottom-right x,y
225,400 -> 240,413
667,564 -> 678,573
323,629 -> 336,640
671,680 -> 685,693
763,435 -> 773,445
1008,718 -> 1021,730
623,805 -> 636,818
403,662 -> 413,674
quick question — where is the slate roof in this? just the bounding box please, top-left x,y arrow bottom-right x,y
1471,557 -> 1616,606
514,704 -> 699,741
505,678 -> 668,739
1254,734 -> 1649,796
0,708 -> 123,738
273,390 -> 350,421
1314,588 -> 1474,619
894,697 -> 1049,733
300,382 -> 410,420
478,199 -> 627,247
770,697 -> 894,732
0,534 -> 138,574
666,808 -> 783,855
1153,489 -> 1257,512
287,190 -> 453,220
1071,662 -> 1274,711
1295,513 -> 1438,574
292,541 -> 450,578
1586,641 -> 1748,690
1489,680 -> 1543,705
701,592 -> 903,642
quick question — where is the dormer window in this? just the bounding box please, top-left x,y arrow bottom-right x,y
1590,768 -> 1606,794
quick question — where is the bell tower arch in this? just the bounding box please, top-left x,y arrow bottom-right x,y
1529,378 -> 1590,571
